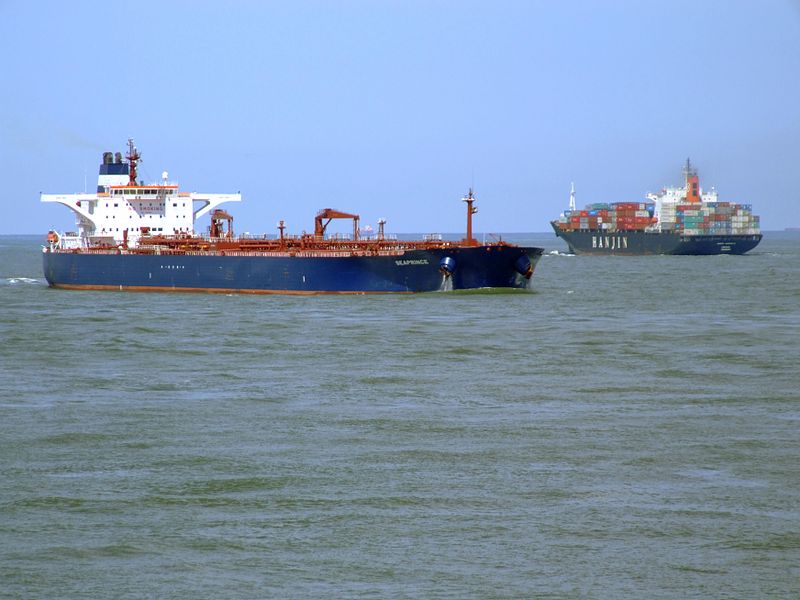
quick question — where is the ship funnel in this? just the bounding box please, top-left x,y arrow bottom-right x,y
683,158 -> 701,203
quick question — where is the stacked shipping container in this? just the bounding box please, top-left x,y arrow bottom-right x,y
554,200 -> 759,235
554,202 -> 657,232
662,201 -> 760,235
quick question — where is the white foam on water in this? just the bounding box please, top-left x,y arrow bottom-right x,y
3,277 -> 44,286
439,274 -> 453,292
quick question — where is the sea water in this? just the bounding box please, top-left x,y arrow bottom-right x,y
1,233 -> 799,598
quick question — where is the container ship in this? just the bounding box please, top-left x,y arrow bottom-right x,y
42,140 -> 543,294
551,160 -> 762,255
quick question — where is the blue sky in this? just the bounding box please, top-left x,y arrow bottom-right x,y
2,0 -> 799,235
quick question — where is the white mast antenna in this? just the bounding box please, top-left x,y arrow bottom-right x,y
569,182 -> 576,211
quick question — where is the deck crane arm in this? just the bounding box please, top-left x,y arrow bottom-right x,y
314,208 -> 361,240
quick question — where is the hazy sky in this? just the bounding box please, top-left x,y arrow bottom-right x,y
2,0 -> 799,235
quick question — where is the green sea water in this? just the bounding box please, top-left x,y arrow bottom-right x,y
1,233 -> 799,598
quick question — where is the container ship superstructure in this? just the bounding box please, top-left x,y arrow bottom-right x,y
42,140 -> 543,294
551,160 -> 762,255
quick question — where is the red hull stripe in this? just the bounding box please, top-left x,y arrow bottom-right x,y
48,284 -> 413,295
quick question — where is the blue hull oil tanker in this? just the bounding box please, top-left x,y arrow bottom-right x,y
42,141 -> 543,294
551,160 -> 762,255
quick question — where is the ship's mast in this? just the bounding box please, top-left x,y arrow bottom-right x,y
126,138 -> 141,186
463,188 -> 478,245
569,182 -> 576,211
683,157 -> 693,181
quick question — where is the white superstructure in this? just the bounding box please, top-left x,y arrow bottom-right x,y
646,159 -> 719,232
42,139 -> 241,249
641,159 -> 759,235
